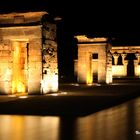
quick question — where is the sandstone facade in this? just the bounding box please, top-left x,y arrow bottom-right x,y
75,35 -> 140,84
0,11 -> 58,94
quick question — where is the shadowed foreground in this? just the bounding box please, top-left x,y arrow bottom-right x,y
0,83 -> 140,116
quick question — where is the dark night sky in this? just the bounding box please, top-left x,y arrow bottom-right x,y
0,0 -> 140,39
1,0 -> 140,80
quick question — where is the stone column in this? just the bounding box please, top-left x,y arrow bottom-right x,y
135,53 -> 140,64
0,40 -> 12,94
124,60 -> 128,76
86,52 -> 93,84
106,50 -> 112,84
28,38 -> 42,94
134,59 -> 139,76
113,52 -> 119,65
77,45 -> 87,83
134,53 -> 140,76
98,46 -> 107,83
121,53 -> 127,65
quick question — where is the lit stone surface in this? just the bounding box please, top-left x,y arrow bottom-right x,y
76,36 -> 109,84
75,35 -> 140,84
75,35 -> 107,43
0,11 -> 47,25
0,11 -> 58,94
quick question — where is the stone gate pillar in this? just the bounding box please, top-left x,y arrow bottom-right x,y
134,60 -> 139,76
134,52 -> 140,76
121,53 -> 127,65
77,44 -> 88,83
106,49 -> 112,84
124,60 -> 128,76
98,44 -> 107,83
75,35 -> 110,84
113,52 -> 119,65
0,11 -> 58,95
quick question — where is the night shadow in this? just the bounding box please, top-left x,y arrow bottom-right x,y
127,60 -> 134,77
126,100 -> 136,140
58,117 -> 77,140
0,91 -> 140,117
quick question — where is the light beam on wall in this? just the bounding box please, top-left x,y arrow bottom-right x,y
12,41 -> 26,94
41,74 -> 58,94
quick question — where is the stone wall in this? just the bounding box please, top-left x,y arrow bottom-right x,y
112,65 -> 127,77
0,26 -> 42,94
42,21 -> 58,93
77,43 -> 108,84
75,36 -> 112,84
0,11 -> 59,94
0,40 -> 12,93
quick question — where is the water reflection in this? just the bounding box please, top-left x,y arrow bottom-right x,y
76,97 -> 140,140
0,116 -> 59,140
58,117 -> 77,140
0,97 -> 140,140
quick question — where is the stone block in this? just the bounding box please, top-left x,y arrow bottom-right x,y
28,81 -> 41,94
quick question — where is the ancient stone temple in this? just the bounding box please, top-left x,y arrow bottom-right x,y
0,11 -> 58,94
74,35 -> 140,85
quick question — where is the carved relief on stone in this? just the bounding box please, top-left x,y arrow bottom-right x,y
121,52 -> 127,65
43,46 -> 56,63
42,23 -> 56,41
113,52 -> 119,65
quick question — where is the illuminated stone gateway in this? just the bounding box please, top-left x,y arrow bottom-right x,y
74,35 -> 140,84
0,11 -> 58,94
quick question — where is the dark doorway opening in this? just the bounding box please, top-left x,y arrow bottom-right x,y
92,53 -> 98,83
127,60 -> 134,77
126,53 -> 136,77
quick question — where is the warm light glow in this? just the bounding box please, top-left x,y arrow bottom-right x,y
4,68 -> 11,81
71,83 -> 79,86
86,71 -> 93,85
51,75 -> 58,92
112,65 -> 127,77
12,41 -> 26,94
41,74 -> 58,94
86,53 -> 93,85
106,71 -> 112,84
18,96 -> 28,99
8,95 -> 17,97
106,75 -> 112,84
60,92 -> 67,95
0,115 -> 60,140
75,35 -> 107,43
3,68 -> 11,93
135,65 -> 140,76
12,81 -> 26,93
50,93 -> 58,96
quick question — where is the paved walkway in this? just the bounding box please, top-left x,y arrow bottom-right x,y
0,83 -> 140,116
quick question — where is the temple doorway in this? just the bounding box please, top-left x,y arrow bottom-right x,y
92,53 -> 98,83
12,41 -> 28,94
126,53 -> 135,77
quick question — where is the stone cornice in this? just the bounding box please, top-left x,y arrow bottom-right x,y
75,35 -> 108,43
0,11 -> 48,25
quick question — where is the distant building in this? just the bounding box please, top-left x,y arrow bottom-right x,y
74,35 -> 140,84
0,11 -> 58,94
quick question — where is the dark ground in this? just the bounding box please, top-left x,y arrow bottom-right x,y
0,82 -> 140,116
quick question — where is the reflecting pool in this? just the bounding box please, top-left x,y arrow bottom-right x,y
0,97 -> 140,140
